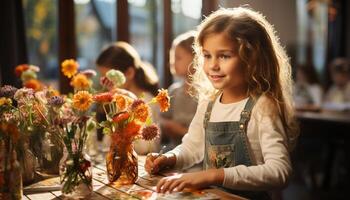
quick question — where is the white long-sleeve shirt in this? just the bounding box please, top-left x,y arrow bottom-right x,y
166,95 -> 292,191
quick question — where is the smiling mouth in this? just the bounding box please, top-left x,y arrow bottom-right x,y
210,75 -> 225,81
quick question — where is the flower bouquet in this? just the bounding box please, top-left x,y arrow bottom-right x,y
0,87 -> 22,200
94,69 -> 170,185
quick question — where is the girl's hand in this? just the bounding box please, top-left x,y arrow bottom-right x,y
145,153 -> 176,175
156,169 -> 224,193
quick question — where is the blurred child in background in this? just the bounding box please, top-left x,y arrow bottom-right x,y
294,64 -> 323,110
161,31 -> 198,151
323,58 -> 350,110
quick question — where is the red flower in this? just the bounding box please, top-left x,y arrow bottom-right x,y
93,92 -> 114,103
112,112 -> 130,123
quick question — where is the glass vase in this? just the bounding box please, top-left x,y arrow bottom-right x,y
0,141 -> 23,200
59,148 -> 92,199
106,139 -> 138,185
39,133 -> 63,175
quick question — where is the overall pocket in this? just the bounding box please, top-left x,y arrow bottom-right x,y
207,144 -> 235,168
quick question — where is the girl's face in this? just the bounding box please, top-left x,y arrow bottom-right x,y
202,33 -> 246,95
174,46 -> 194,77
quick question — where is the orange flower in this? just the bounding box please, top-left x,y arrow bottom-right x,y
123,121 -> 141,139
70,73 -> 91,90
24,79 -> 42,91
93,92 -> 114,103
14,64 -> 29,77
112,112 -> 130,123
131,100 -> 149,122
72,91 -> 93,111
61,59 -> 79,78
0,123 -> 20,142
114,95 -> 127,110
154,89 -> 170,112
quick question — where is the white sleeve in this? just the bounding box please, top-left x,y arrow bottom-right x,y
223,104 -> 292,191
166,100 -> 207,170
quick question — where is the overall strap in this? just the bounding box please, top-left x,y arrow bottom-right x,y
238,97 -> 258,131
203,93 -> 220,129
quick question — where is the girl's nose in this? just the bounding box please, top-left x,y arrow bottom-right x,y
209,58 -> 220,71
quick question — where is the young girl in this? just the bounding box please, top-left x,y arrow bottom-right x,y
161,31 -> 198,150
145,7 -> 298,199
96,41 -> 161,155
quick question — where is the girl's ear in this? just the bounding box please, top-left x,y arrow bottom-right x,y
124,67 -> 136,80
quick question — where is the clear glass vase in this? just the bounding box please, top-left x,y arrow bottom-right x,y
59,148 -> 92,199
39,133 -> 63,175
106,139 -> 138,185
0,141 -> 23,200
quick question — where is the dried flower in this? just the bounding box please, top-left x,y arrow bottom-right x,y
14,88 -> 34,101
24,79 -> 42,91
154,89 -> 170,112
93,92 -> 114,103
61,59 -> 79,78
0,85 -> 18,98
106,69 -> 126,87
72,91 -> 93,111
48,96 -> 65,107
141,124 -> 159,141
34,91 -> 48,104
70,73 -> 91,90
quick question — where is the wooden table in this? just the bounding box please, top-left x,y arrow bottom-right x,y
23,156 -> 246,200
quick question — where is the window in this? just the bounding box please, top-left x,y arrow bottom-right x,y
22,0 -> 58,84
172,0 -> 201,37
75,0 -> 116,70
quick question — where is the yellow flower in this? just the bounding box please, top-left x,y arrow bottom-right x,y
70,74 -> 91,90
72,91 -> 93,111
154,89 -> 170,112
0,97 -> 11,106
61,59 -> 79,78
114,95 -> 128,110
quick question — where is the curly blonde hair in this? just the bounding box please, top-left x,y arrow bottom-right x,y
191,7 -> 299,150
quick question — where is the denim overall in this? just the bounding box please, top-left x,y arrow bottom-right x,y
203,95 -> 271,200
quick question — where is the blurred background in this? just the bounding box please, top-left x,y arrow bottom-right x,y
0,0 -> 349,199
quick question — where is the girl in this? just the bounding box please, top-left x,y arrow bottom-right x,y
161,31 -> 198,151
294,64 -> 323,110
145,7 -> 298,199
96,41 -> 161,155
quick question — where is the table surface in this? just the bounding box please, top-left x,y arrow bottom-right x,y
296,110 -> 350,124
23,156 -> 246,200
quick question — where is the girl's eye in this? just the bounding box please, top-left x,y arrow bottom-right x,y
219,54 -> 231,59
203,54 -> 211,59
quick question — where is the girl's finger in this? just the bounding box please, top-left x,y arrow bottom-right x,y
156,177 -> 167,193
176,182 -> 187,192
168,179 -> 181,193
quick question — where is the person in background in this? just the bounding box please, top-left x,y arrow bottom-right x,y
161,31 -> 198,151
323,58 -> 350,110
96,41 -> 161,155
145,7 -> 298,199
294,64 -> 323,110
